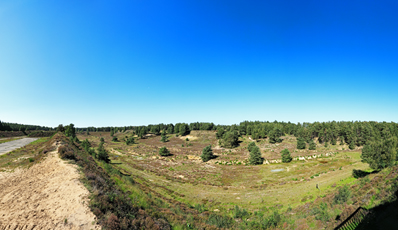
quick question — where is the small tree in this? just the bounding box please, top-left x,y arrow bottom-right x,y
159,147 -> 171,157
309,139 -> 316,150
297,137 -> 306,149
160,132 -> 168,142
112,136 -> 118,142
248,142 -> 256,152
349,141 -> 355,150
221,131 -> 239,148
268,128 -> 283,144
126,136 -> 135,145
86,129 -> 90,135
334,185 -> 351,204
65,123 -> 76,138
179,123 -> 190,136
100,137 -> 105,143
81,139 -> 91,152
361,138 -> 397,170
201,145 -> 214,162
281,148 -> 292,163
97,142 -> 110,163
110,129 -> 114,137
249,146 -> 263,165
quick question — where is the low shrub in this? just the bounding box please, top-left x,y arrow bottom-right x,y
334,185 -> 351,204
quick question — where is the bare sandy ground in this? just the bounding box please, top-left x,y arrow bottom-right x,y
0,138 -> 39,155
0,147 -> 99,229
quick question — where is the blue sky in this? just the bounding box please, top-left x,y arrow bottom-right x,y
1,0 -> 397,127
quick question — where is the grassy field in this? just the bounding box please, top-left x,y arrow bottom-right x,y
77,131 -> 370,216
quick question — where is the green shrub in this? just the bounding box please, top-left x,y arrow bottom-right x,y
334,185 -> 351,204
112,136 -> 118,142
249,145 -> 263,165
233,205 -> 249,219
97,142 -> 110,163
201,145 -> 214,162
311,202 -> 330,221
125,136 -> 135,145
281,148 -> 292,163
159,147 -> 171,157
206,214 -> 234,228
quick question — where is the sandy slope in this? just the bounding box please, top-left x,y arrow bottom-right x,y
0,148 -> 99,229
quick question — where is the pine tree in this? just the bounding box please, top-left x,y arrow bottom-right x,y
248,142 -> 256,152
309,139 -> 316,150
281,148 -> 292,163
361,138 -> 397,170
126,136 -> 135,145
160,131 -> 168,142
249,146 -> 263,165
349,141 -> 355,150
201,145 -> 214,162
65,124 -> 76,138
97,142 -> 110,163
297,137 -> 306,149
159,147 -> 171,157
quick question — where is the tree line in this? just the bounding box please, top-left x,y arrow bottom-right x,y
0,120 -> 53,132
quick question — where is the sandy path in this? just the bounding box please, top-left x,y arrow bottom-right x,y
0,148 -> 99,229
0,138 -> 39,155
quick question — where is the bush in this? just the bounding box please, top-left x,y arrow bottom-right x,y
361,138 -> 397,170
201,145 -> 214,162
311,202 -> 330,221
159,147 -> 171,157
112,136 -> 118,142
125,136 -> 135,145
281,148 -> 292,163
100,137 -> 105,143
206,214 -> 234,229
261,211 -> 281,229
233,205 -> 249,219
334,185 -> 351,204
58,145 -> 75,159
160,133 -> 168,142
97,142 -> 110,163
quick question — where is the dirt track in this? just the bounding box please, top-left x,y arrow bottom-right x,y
0,147 -> 98,229
0,138 -> 38,155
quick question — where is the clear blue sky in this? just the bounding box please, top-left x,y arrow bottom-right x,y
1,0 -> 397,127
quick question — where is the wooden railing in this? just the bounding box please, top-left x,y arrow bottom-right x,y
334,207 -> 369,230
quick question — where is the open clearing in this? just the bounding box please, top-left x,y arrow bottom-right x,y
0,138 -> 39,155
0,141 -> 98,229
78,130 -> 369,213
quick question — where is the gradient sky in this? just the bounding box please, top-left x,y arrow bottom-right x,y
1,0 -> 397,128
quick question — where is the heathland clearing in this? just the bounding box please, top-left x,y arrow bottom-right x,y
78,130 -> 369,213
